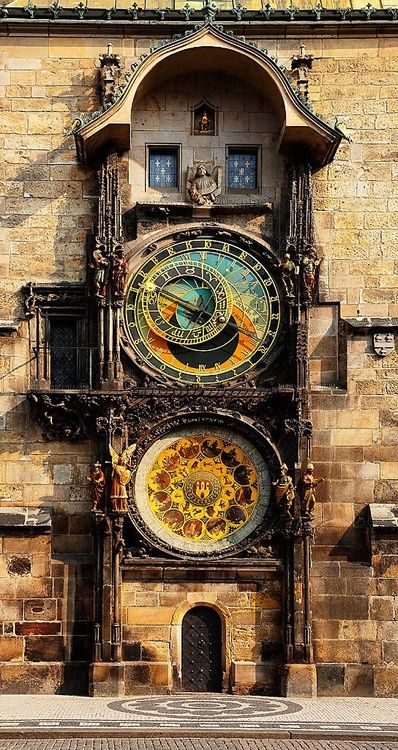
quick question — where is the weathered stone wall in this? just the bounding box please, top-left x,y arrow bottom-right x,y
0,517 -> 91,693
121,575 -> 282,694
1,27 -> 398,695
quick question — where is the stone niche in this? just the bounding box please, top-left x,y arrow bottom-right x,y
129,70 -> 284,206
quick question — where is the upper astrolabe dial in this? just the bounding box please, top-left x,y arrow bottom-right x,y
123,237 -> 282,385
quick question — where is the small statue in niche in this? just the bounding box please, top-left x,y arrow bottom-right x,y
281,252 -> 295,298
87,462 -> 106,511
186,163 -> 222,207
297,463 -> 324,517
109,443 -> 136,513
272,463 -> 295,517
199,109 -> 211,133
301,248 -> 320,303
91,246 -> 109,299
111,246 -> 127,302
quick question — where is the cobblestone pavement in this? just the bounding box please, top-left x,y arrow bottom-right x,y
0,695 -> 398,741
0,695 -> 397,737
0,740 -> 398,750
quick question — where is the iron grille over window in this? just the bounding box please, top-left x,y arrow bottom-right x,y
227,151 -> 257,190
49,319 -> 78,389
149,149 -> 178,189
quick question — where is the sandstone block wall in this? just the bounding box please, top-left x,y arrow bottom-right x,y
0,515 -> 92,693
0,27 -> 398,694
121,576 -> 282,694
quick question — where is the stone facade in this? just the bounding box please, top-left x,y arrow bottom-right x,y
0,6 -> 398,697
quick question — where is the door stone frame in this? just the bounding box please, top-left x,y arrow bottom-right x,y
171,599 -> 231,692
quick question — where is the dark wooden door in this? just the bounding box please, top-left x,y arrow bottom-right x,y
182,606 -> 222,692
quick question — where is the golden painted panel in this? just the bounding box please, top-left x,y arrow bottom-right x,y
134,425 -> 271,555
147,434 -> 259,543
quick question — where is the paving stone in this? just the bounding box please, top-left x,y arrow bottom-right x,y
0,741 -> 398,750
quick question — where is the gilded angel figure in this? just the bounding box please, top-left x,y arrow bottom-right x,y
109,443 -> 136,513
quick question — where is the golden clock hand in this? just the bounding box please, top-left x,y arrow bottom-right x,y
143,283 -> 261,343
143,283 -> 218,322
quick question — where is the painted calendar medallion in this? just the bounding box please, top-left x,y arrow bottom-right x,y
133,426 -> 271,555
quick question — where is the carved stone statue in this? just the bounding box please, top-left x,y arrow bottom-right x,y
297,462 -> 324,516
109,443 -> 136,513
281,252 -> 295,298
199,110 -> 211,133
87,461 -> 106,511
111,246 -> 127,301
186,163 -> 221,207
99,43 -> 122,108
302,248 -> 320,303
272,463 -> 295,517
91,246 -> 109,299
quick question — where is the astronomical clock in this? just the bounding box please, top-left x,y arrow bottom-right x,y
119,229 -> 290,560
25,26 -> 339,696
123,236 -> 283,386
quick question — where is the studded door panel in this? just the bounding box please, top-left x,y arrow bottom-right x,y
182,606 -> 222,692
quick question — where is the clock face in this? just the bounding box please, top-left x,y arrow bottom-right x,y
133,426 -> 271,555
123,237 -> 282,385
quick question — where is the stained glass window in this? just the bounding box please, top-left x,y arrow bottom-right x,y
227,151 -> 257,190
149,149 -> 178,189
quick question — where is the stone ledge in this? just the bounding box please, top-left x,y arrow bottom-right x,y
0,320 -> 19,336
0,507 -> 52,529
369,504 -> 398,530
344,316 -> 398,330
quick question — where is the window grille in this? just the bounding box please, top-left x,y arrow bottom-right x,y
149,149 -> 178,189
228,151 -> 257,190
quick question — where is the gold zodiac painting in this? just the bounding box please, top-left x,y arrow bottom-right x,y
146,434 -> 259,543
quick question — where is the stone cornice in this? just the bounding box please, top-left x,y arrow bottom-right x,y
2,6 -> 398,26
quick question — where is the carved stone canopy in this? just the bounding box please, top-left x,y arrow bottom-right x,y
75,24 -> 341,169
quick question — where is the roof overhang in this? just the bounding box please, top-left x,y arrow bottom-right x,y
75,24 -> 341,169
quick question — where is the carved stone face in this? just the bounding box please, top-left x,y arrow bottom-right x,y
373,331 -> 395,357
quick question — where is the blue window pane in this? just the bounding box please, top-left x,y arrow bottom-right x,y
228,152 -> 257,189
149,151 -> 178,188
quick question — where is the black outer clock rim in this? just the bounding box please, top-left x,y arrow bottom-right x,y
126,410 -> 282,560
121,225 -> 287,387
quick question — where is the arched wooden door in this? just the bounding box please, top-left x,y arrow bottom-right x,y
182,606 -> 222,692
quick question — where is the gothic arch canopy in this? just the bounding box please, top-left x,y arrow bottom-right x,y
75,24 -> 341,169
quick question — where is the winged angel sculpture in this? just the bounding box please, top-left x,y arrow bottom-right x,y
109,443 -> 136,513
186,163 -> 222,207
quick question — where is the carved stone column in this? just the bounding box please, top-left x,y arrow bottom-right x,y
281,160 -> 317,698
91,150 -> 126,389
89,410 -> 128,697
89,510 -> 122,696
110,510 -> 127,663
